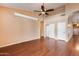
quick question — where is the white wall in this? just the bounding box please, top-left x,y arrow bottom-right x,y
0,6 -> 40,48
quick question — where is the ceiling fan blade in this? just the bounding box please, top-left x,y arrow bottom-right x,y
41,5 -> 45,11
45,13 -> 49,15
46,9 -> 54,12
34,10 -> 41,12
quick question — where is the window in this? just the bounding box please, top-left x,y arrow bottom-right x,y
45,24 -> 55,38
45,22 -> 66,40
57,22 -> 66,40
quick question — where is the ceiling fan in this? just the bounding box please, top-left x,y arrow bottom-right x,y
34,3 -> 54,16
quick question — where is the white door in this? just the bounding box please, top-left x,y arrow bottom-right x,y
57,22 -> 66,40
45,24 -> 55,38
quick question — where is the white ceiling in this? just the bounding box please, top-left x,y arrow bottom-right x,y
0,3 -> 66,12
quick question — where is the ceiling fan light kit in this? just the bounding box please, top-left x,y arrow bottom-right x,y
34,3 -> 54,16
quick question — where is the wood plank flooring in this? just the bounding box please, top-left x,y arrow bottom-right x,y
0,36 -> 79,56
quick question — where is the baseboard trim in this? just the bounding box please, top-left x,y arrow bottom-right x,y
0,38 -> 39,48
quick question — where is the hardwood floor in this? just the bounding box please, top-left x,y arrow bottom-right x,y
0,36 -> 79,56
